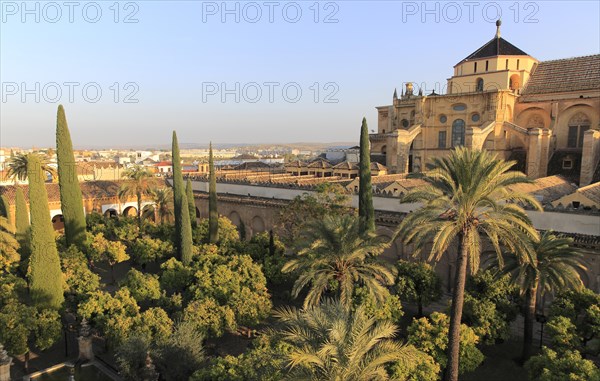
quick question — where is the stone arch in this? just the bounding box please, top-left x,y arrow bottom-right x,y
228,211 -> 241,227
509,74 -> 520,92
516,107 -> 549,129
51,214 -> 64,231
476,77 -> 484,92
104,208 -> 118,218
557,105 -> 597,149
251,216 -> 265,235
123,206 -> 137,217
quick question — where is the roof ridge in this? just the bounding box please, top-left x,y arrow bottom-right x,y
539,54 -> 600,64
578,182 -> 600,192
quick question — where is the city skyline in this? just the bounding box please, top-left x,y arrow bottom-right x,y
1,1 -> 599,147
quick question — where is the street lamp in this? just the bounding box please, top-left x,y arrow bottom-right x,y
535,313 -> 547,348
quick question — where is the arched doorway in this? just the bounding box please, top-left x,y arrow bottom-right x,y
51,214 -> 64,231
104,209 -> 118,218
123,206 -> 137,217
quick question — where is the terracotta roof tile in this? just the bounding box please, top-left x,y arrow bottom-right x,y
0,179 -> 169,205
578,182 -> 600,206
507,175 -> 577,204
522,55 -> 600,95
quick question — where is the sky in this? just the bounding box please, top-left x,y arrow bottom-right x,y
1,0 -> 599,148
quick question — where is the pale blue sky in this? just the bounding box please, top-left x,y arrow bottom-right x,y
1,0 -> 599,148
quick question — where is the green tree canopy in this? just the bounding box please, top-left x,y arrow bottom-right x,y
283,214 -> 394,309
407,312 -> 484,376
395,260 -> 442,317
274,299 -> 416,380
524,347 -> 600,381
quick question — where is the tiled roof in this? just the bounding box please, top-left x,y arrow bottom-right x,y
233,161 -> 271,170
507,175 -> 577,204
333,161 -> 358,170
371,162 -> 387,171
522,55 -> 600,95
578,182 -> 600,206
284,160 -> 305,168
458,36 -> 529,64
307,159 -> 332,169
0,179 -> 169,205
233,154 -> 260,160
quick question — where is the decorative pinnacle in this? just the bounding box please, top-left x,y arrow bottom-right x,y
496,19 -> 502,38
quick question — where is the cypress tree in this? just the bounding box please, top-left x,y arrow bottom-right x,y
208,143 -> 218,244
15,186 -> 29,250
269,230 -> 275,257
186,178 -> 196,228
0,195 -> 11,226
358,117 -> 375,234
172,131 -> 193,264
56,105 -> 86,248
27,155 -> 64,309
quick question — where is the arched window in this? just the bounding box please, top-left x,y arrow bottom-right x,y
476,78 -> 484,92
567,112 -> 591,148
452,119 -> 465,147
381,145 -> 387,155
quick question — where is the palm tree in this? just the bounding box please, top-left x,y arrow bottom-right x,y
6,153 -> 56,182
487,231 -> 586,360
274,299 -> 415,380
282,214 -> 394,309
0,216 -> 19,273
118,166 -> 157,227
143,188 -> 173,224
395,148 -> 541,381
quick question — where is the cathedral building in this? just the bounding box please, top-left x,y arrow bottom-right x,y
371,21 -> 600,185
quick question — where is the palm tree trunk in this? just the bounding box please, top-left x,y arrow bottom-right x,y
522,281 -> 538,361
136,192 -> 142,228
445,233 -> 469,381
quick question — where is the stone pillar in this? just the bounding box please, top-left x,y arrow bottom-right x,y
396,142 -> 410,174
580,130 -> 600,186
538,129 -> 551,178
526,128 -> 543,179
77,318 -> 94,361
0,344 -> 12,381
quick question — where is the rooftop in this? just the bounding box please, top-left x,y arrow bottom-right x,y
507,175 -> 577,205
522,54 -> 600,95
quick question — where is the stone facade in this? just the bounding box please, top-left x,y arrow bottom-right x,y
371,24 -> 600,185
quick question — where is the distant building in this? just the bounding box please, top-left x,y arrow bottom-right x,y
371,22 -> 600,186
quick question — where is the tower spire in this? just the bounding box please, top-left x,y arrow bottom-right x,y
495,19 -> 501,38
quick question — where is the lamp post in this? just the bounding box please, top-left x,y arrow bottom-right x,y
535,313 -> 547,348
